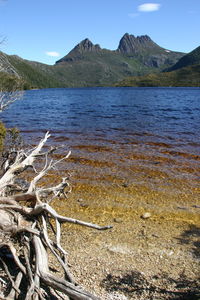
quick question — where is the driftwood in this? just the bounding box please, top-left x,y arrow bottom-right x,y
0,132 -> 112,299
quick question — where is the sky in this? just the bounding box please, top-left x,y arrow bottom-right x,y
0,0 -> 200,65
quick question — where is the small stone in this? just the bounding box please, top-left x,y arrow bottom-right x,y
122,183 -> 128,188
140,229 -> 146,236
152,233 -> 159,238
77,198 -> 89,207
77,198 -> 84,202
192,205 -> 200,208
108,245 -> 131,255
80,203 -> 89,208
141,212 -> 151,219
177,206 -> 188,210
113,218 -> 123,223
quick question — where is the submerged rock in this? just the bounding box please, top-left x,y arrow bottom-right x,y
141,212 -> 151,219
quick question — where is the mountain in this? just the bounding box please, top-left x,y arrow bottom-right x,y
116,44 -> 200,87
57,34 -> 184,69
56,38 -> 101,63
55,34 -> 185,86
118,34 -> 157,54
117,33 -> 180,68
166,45 -> 200,71
0,34 -> 185,89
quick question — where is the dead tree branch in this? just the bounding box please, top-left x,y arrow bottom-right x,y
0,133 -> 112,299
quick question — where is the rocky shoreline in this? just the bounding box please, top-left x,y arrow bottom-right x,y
55,182 -> 200,300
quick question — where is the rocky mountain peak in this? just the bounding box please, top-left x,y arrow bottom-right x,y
73,38 -> 101,53
117,33 -> 157,54
55,38 -> 101,64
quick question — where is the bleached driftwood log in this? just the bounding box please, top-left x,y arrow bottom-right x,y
0,132 -> 112,299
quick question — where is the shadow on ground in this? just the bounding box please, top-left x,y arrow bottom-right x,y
101,271 -> 200,300
102,225 -> 200,300
176,224 -> 200,259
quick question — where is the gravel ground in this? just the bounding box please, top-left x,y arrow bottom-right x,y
0,186 -> 199,300
60,209 -> 200,300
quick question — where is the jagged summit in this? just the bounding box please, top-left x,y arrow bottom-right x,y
74,38 -> 101,52
56,38 -> 101,64
117,33 -> 159,54
56,33 -> 184,65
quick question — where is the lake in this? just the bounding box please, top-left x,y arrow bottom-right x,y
1,87 -> 200,222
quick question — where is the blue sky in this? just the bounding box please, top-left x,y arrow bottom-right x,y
0,0 -> 199,65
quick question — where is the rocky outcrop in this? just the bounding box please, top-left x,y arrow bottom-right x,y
117,33 -> 159,54
144,55 -> 176,68
56,38 -> 101,63
73,38 -> 101,53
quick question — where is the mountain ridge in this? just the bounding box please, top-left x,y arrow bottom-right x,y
57,33 -> 162,62
0,33 -> 187,88
115,43 -> 200,87
166,45 -> 200,72
117,33 -> 160,54
56,33 -> 184,68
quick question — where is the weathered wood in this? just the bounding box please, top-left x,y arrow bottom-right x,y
7,271 -> 23,299
0,133 -> 112,299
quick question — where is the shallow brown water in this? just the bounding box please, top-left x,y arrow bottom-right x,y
48,132 -> 200,236
1,87 -> 199,226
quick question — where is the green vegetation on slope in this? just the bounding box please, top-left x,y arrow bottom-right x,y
3,50 -> 164,88
0,71 -> 28,90
115,64 -> 200,87
0,122 -> 6,150
7,56 -> 63,89
54,50 -> 161,87
167,45 -> 200,71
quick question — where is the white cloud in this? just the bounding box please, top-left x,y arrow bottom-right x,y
138,3 -> 161,12
45,51 -> 60,57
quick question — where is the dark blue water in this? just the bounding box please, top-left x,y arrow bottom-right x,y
1,87 -> 200,150
1,87 -> 200,192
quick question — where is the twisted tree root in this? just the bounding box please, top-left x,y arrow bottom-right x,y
0,133 -> 112,299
